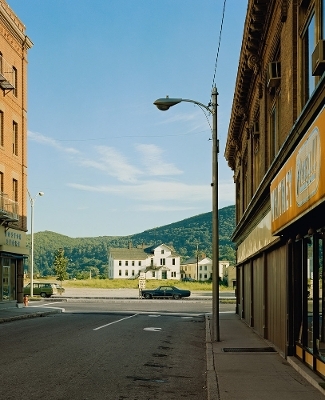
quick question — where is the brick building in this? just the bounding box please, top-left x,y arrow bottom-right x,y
225,0 -> 325,378
0,1 -> 32,305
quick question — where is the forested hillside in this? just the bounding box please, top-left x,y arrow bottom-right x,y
26,205 -> 236,278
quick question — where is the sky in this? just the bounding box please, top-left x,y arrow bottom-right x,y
7,0 -> 248,238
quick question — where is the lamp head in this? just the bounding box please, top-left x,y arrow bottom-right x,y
153,96 -> 182,111
38,192 -> 44,197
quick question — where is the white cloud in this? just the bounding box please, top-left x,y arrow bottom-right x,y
28,130 -> 80,154
67,180 -> 210,202
136,144 -> 182,176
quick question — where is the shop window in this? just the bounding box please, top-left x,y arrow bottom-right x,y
298,231 -> 325,361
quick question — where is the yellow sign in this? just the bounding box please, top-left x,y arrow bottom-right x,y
271,106 -> 325,234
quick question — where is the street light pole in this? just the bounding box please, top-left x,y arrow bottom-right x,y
153,86 -> 220,341
27,190 -> 44,297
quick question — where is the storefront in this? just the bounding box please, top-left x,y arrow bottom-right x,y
0,227 -> 29,305
271,106 -> 325,376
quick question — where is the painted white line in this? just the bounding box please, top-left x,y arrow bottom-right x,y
144,327 -> 162,331
29,304 -> 65,312
148,315 -> 161,317
93,314 -> 138,331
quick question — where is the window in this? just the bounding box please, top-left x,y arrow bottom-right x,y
160,258 -> 165,266
323,0 -> 325,37
119,270 -> 122,276
119,261 -> 122,266
125,261 -> 128,266
125,270 -> 128,276
132,261 -> 135,266
204,266 -> 207,270
138,261 -> 141,266
12,179 -> 18,202
0,171 -> 3,193
200,265 -> 202,271
302,13 -> 316,102
171,272 -> 176,277
269,92 -> 281,162
0,111 -> 3,147
152,271 -> 155,278
12,66 -> 17,97
161,249 -> 164,254
172,258 -> 175,265
132,270 -> 135,276
13,121 -> 18,155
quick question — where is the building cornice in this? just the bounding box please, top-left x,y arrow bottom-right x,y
225,0 -> 274,170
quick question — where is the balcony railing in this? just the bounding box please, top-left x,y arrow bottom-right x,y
0,192 -> 19,222
0,54 -> 15,92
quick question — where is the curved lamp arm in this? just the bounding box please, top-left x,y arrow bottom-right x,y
153,96 -> 214,114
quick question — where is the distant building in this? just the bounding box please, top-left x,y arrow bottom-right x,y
181,255 -> 212,281
181,257 -> 233,283
108,243 -> 181,280
0,1 -> 33,305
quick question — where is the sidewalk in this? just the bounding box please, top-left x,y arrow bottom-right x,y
206,312 -> 325,399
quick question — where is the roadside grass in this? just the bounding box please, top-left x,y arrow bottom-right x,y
25,277 -> 233,291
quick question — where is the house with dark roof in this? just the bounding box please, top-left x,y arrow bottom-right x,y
108,243 -> 181,280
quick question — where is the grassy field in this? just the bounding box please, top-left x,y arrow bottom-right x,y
25,277 -> 233,291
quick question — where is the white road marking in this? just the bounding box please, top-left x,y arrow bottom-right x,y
148,315 -> 161,317
144,327 -> 162,331
93,313 -> 138,331
29,304 -> 66,312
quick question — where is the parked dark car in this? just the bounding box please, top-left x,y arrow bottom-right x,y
181,277 -> 196,282
141,285 -> 191,300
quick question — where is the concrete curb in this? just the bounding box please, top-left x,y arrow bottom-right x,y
287,356 -> 325,396
0,308 -> 62,324
206,315 -> 220,400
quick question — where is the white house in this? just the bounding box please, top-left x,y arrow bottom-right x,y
108,243 -> 181,280
181,257 -> 231,282
181,255 -> 213,281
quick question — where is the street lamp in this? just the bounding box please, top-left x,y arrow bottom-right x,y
153,86 -> 220,341
27,190 -> 44,297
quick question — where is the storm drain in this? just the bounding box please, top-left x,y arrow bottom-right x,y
222,347 -> 276,353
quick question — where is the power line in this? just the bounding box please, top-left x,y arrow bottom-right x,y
211,0 -> 227,94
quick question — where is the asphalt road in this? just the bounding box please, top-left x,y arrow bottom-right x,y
0,300 -> 215,400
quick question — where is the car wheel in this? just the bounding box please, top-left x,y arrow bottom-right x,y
144,293 -> 152,299
173,294 -> 181,300
40,292 -> 47,298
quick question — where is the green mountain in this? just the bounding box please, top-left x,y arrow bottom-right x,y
26,205 -> 235,278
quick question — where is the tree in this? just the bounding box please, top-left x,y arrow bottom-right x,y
53,248 -> 69,284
